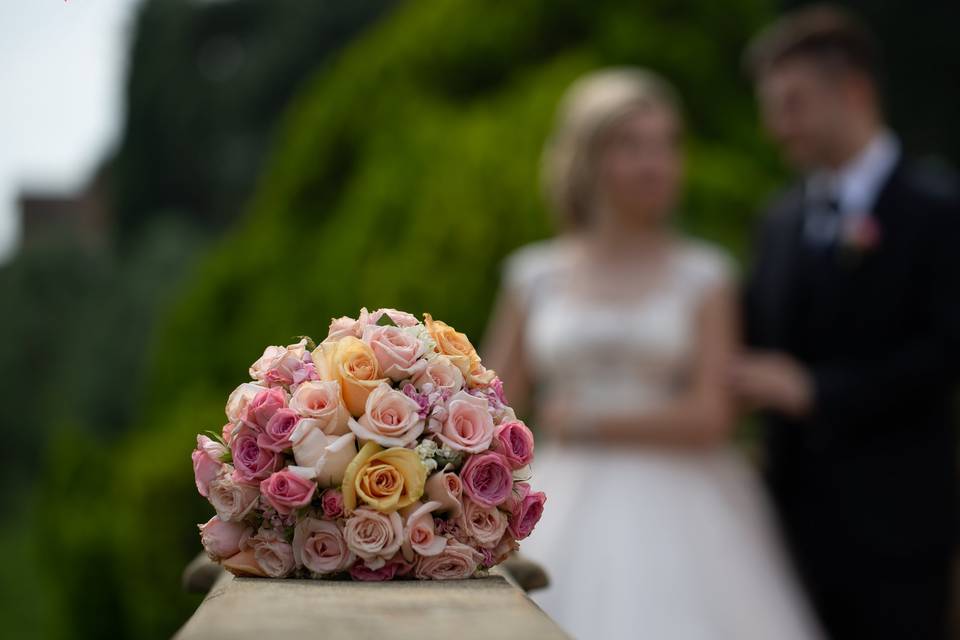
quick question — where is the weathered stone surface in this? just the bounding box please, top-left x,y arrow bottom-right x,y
174,571 -> 569,640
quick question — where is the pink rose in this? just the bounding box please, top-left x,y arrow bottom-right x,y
362,324 -> 426,381
291,431 -> 357,488
192,435 -> 225,497
260,469 -> 317,516
325,308 -> 372,342
289,380 -> 349,435
225,382 -> 268,423
436,391 -> 495,453
198,516 -> 248,561
413,540 -> 482,580
412,355 -> 464,395
459,452 -> 512,508
244,387 -> 287,431
375,308 -> 420,328
249,339 -> 310,387
343,507 -> 403,570
460,497 -> 508,548
222,549 -> 267,577
350,383 -> 424,447
292,517 -> 354,574
248,527 -> 296,578
230,426 -> 282,484
507,483 -> 546,540
208,466 -> 259,522
321,489 -> 344,519
349,553 -> 413,581
424,466 -> 463,518
256,408 -> 299,452
400,500 -> 447,562
492,420 -> 535,469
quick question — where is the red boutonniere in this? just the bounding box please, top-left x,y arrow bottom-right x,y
839,214 -> 882,266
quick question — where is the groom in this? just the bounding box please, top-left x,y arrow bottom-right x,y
734,6 -> 960,639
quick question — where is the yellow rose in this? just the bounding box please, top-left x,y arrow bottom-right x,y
342,441 -> 427,513
315,337 -> 388,417
423,314 -> 482,379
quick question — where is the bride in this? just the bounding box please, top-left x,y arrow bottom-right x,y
482,68 -> 823,640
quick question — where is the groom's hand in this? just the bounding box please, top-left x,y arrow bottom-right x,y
729,351 -> 813,418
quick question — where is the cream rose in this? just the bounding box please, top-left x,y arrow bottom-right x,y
290,430 -> 358,488
424,465 -> 464,518
350,382 -> 424,447
400,500 -> 447,562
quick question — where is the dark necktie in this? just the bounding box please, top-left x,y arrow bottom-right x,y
804,193 -> 842,248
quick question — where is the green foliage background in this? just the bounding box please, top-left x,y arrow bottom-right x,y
91,1 -> 775,636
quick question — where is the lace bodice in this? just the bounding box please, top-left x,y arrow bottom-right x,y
504,237 -> 733,421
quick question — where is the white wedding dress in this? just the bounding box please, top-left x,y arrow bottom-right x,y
506,238 -> 823,640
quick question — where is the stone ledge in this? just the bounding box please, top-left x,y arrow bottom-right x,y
175,571 -> 568,640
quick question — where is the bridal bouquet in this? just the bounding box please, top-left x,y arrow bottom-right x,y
191,308 -> 546,581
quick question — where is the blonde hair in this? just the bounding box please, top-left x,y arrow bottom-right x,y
541,67 -> 682,229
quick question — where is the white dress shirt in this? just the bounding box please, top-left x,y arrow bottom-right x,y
804,130 -> 901,245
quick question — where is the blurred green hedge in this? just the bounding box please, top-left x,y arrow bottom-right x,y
35,0 -> 782,637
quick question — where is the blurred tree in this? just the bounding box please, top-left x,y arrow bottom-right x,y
34,0 -> 781,638
111,0 -> 398,240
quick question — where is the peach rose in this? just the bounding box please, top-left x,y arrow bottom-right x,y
292,517 -> 354,574
423,314 -> 481,378
459,497 -> 508,548
288,380 -> 349,435
350,382 -> 424,447
290,430 -> 358,488
316,337 -> 389,417
342,442 -> 427,513
222,549 -> 267,577
343,507 -> 404,570
436,391 -> 495,453
413,540 -> 482,580
400,500 -> 447,562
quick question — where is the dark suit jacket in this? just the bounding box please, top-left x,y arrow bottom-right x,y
744,158 -> 960,578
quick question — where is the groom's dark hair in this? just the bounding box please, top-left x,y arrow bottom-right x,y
744,4 -> 881,86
